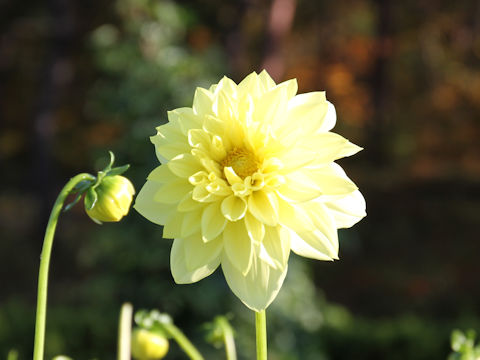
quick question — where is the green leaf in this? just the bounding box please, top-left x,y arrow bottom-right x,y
105,150 -> 115,172
63,193 -> 83,212
107,164 -> 130,176
71,179 -> 95,194
85,188 -> 98,210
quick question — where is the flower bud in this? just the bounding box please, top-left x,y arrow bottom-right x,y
85,175 -> 135,223
131,328 -> 169,360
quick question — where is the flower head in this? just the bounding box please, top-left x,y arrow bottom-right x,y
135,70 -> 366,311
85,175 -> 135,223
131,328 -> 169,360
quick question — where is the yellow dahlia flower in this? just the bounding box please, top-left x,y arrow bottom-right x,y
135,70 -> 366,311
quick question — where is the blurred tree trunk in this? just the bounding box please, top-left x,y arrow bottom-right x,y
225,0 -> 250,79
367,0 -> 392,167
32,0 -> 76,232
261,0 -> 297,81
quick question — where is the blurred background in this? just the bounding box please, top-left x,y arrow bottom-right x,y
1,0 -> 480,358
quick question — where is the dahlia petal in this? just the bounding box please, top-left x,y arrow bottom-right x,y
151,124 -> 189,161
168,154 -> 203,178
302,201 -> 339,254
289,230 -> 334,261
231,182 -> 251,197
324,190 -> 366,228
221,195 -> 247,221
253,84 -> 288,127
182,233 -> 223,271
276,92 -> 328,137
214,76 -> 238,98
177,191 -> 203,212
193,87 -> 214,116
295,230 -> 338,259
146,165 -> 173,183
277,148 -> 318,172
221,249 -> 288,311
210,135 -> 228,161
277,171 -> 322,203
258,69 -> 276,91
248,190 -> 279,226
301,132 -> 363,163
337,141 -> 363,159
214,88 -> 236,121
171,238 -> 220,284
163,212 -> 184,239
318,101 -> 336,133
168,108 -> 202,135
277,197 -> 316,232
180,209 -> 202,237
206,178 -> 232,196
237,72 -> 261,98
203,115 -> 227,137
192,183 -> 221,203
308,165 -> 358,197
202,201 -> 228,242
244,212 -> 265,243
259,226 -> 290,270
188,129 -> 211,149
277,78 -> 298,100
224,167 -> 242,185
191,148 -> 222,175
134,180 -> 175,225
223,220 -> 253,275
155,179 -> 192,204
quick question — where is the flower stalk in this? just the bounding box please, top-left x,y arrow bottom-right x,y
118,303 -> 133,360
220,319 -> 237,360
205,315 -> 237,360
33,173 -> 96,360
255,310 -> 267,360
161,322 -> 205,360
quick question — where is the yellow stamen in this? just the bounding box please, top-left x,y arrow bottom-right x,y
220,147 -> 259,179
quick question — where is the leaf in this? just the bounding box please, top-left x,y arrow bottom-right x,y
105,150 -> 115,172
63,193 -> 83,212
84,188 -> 98,210
106,164 -> 130,176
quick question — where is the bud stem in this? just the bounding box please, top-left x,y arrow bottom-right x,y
161,322 -> 205,360
218,317 -> 237,360
117,303 -> 133,360
255,310 -> 267,360
33,173 -> 96,360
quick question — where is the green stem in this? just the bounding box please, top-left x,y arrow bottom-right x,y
162,322 -> 205,360
33,173 -> 95,360
255,310 -> 267,360
221,320 -> 237,360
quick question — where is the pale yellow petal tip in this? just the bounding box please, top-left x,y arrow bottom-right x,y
336,141 -> 364,159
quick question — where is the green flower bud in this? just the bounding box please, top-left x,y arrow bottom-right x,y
85,175 -> 135,223
131,328 -> 169,360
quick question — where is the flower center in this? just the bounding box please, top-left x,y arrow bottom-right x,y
220,147 -> 259,179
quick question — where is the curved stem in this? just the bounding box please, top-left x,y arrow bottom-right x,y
33,173 -> 95,360
222,320 -> 237,360
161,322 -> 205,360
255,310 -> 267,360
